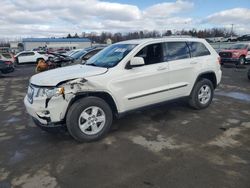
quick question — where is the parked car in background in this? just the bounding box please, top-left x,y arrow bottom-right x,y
36,53 -> 74,72
65,49 -> 82,57
205,37 -> 224,43
24,38 -> 221,142
15,51 -> 49,64
71,46 -> 105,64
0,52 -> 15,63
221,36 -> 238,42
219,43 -> 250,65
0,59 -> 15,74
237,34 -> 250,42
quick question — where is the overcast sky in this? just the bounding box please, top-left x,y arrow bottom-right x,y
0,0 -> 250,39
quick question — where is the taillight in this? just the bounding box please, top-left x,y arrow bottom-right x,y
5,61 -> 12,65
217,57 -> 221,64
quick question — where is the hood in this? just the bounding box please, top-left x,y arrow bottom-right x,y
30,64 -> 108,86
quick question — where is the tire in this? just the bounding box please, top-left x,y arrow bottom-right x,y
189,78 -> 214,110
248,69 -> 250,80
66,97 -> 113,142
238,56 -> 246,65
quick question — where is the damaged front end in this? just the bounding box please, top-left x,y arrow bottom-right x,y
24,78 -> 88,126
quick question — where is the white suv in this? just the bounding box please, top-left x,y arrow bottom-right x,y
24,38 -> 222,142
15,51 -> 48,64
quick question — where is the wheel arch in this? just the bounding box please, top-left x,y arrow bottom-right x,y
194,71 -> 217,89
65,91 -> 119,120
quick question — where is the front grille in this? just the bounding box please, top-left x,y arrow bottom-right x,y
219,52 -> 232,58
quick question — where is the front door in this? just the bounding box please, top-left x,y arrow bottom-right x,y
112,43 -> 171,112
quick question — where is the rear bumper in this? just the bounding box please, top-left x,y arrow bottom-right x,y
0,66 -> 14,74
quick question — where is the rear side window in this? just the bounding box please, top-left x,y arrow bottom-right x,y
164,42 -> 190,61
188,42 -> 211,57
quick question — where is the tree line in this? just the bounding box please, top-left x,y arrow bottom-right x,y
66,28 -> 237,43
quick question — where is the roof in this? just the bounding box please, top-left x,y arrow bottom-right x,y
117,37 -> 205,45
23,38 -> 91,43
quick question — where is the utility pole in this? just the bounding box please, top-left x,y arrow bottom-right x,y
230,24 -> 234,39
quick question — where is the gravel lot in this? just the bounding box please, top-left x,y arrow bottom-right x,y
0,64 -> 250,188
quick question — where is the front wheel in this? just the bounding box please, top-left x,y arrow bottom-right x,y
189,78 -> 214,109
238,56 -> 246,65
66,97 -> 113,142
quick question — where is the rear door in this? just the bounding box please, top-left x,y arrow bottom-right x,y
25,52 -> 36,62
163,41 -> 194,97
165,41 -> 212,97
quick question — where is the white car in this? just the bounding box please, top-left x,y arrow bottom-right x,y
15,51 -> 48,64
24,37 -> 222,142
0,53 -> 14,63
65,49 -> 82,57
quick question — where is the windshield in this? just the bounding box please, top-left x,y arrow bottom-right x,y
72,50 -> 87,59
228,44 -> 248,50
86,44 -> 137,68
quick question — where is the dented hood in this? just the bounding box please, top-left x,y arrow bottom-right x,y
30,64 -> 108,86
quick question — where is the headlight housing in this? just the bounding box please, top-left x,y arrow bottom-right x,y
36,87 -> 64,98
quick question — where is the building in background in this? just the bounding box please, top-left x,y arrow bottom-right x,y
22,38 -> 92,51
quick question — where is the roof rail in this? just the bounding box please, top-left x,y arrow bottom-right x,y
163,35 -> 195,38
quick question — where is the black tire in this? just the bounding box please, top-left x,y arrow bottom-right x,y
66,97 -> 113,142
189,78 -> 214,110
238,56 -> 246,65
248,69 -> 250,80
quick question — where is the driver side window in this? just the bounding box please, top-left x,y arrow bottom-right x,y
135,43 -> 163,65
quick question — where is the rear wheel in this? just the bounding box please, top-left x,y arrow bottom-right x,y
66,97 -> 113,142
189,78 -> 214,109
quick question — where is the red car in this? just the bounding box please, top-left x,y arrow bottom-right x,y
219,43 -> 250,65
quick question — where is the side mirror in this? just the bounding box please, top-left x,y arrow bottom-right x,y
130,57 -> 145,67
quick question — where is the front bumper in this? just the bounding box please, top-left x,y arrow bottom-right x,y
24,95 -> 70,126
1,66 -> 14,74
220,58 -> 239,64
246,55 -> 250,62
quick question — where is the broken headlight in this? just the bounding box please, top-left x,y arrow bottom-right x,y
36,87 -> 64,98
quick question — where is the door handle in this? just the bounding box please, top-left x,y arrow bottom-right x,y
157,66 -> 167,71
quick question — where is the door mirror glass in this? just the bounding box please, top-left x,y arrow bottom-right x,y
130,57 -> 145,67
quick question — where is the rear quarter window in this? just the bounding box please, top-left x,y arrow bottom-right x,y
188,42 -> 211,57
